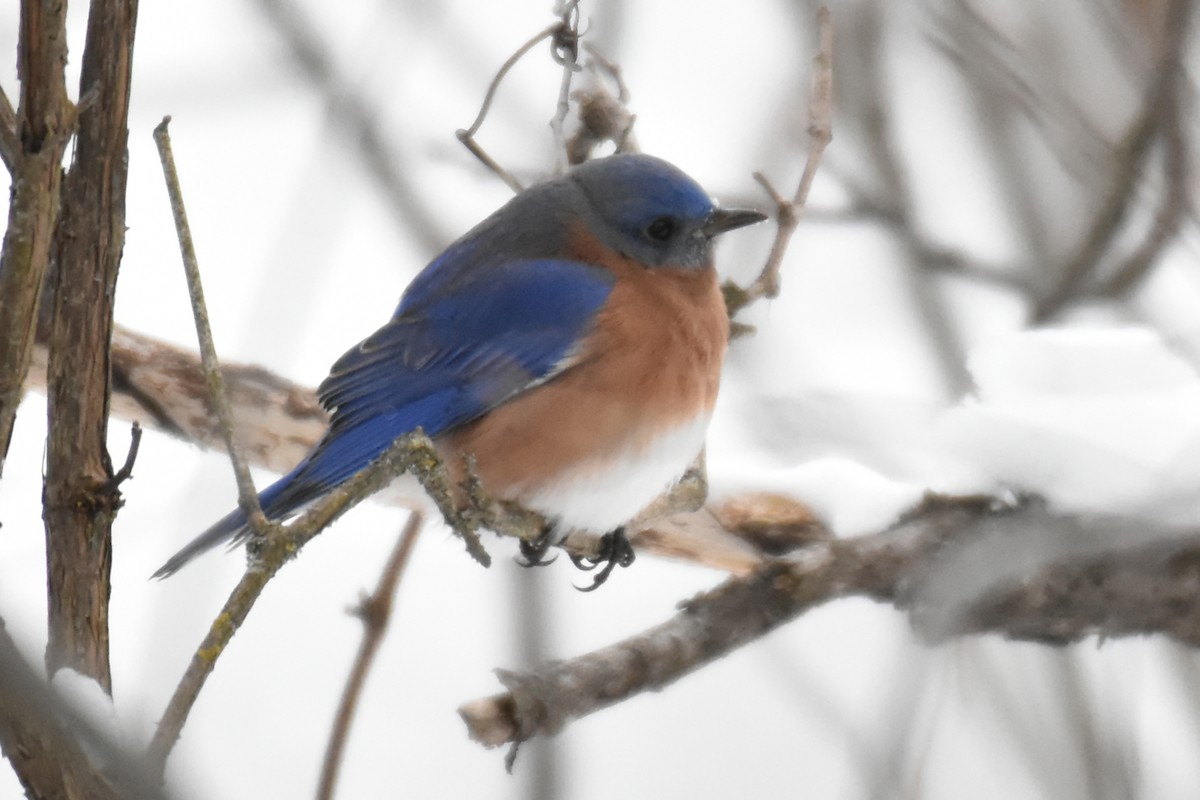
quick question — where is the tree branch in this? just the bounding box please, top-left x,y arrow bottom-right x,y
42,0 -> 140,693
251,0 -> 452,253
460,497 -> 1200,747
0,0 -> 74,476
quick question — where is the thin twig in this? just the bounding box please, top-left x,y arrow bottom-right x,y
147,432 -> 445,778
549,0 -> 582,172
457,0 -> 585,189
724,6 -> 832,317
455,23 -> 557,192
316,512 -> 424,800
459,26 -> 556,140
455,131 -> 525,193
102,421 -> 142,493
153,117 -> 270,537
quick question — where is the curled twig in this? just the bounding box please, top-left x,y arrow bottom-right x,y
457,0 -> 585,189
456,24 -> 556,192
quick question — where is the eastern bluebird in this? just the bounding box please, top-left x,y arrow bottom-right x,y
154,154 -> 765,585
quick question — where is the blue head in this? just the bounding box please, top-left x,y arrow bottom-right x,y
569,154 -> 766,269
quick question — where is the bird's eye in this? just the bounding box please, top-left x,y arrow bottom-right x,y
644,216 -> 677,242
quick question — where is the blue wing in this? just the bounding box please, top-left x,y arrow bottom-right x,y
153,258 -> 613,577
305,257 -> 613,492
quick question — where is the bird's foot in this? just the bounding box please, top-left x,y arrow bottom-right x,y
570,527 -> 635,592
517,525 -> 558,567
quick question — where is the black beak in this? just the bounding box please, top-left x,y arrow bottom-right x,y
702,207 -> 768,237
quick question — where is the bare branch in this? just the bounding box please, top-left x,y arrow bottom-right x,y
103,421 -> 142,492
317,512 -> 424,800
154,117 -> 272,538
724,6 -> 832,317
0,0 -> 74,476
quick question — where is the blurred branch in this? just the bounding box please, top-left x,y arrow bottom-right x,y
837,2 -> 971,392
317,512 -> 424,800
0,0 -> 74,476
807,195 -> 1037,294
1032,0 -> 1194,321
251,0 -> 451,254
1100,0 -> 1194,299
0,619 -> 168,800
460,496 -> 1200,748
724,6 -> 832,318
29,325 -> 329,474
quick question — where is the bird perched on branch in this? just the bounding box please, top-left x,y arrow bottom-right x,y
155,154 -> 765,587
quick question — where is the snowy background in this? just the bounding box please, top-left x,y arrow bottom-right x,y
3,1 -> 1200,798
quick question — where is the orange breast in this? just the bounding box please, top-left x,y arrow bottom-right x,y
441,225 -> 729,501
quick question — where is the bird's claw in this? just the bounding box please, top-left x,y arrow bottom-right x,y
517,528 -> 558,567
573,528 -> 635,592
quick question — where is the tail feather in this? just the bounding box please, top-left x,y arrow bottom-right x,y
154,417 -> 409,578
151,505 -> 250,579
151,467 -> 310,579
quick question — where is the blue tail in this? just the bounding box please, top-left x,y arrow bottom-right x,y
152,414 -> 421,578
151,466 -> 306,579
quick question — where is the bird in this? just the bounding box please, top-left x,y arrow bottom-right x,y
154,153 -> 766,586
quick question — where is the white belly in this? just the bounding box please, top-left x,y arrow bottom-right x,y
519,413 -> 711,533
